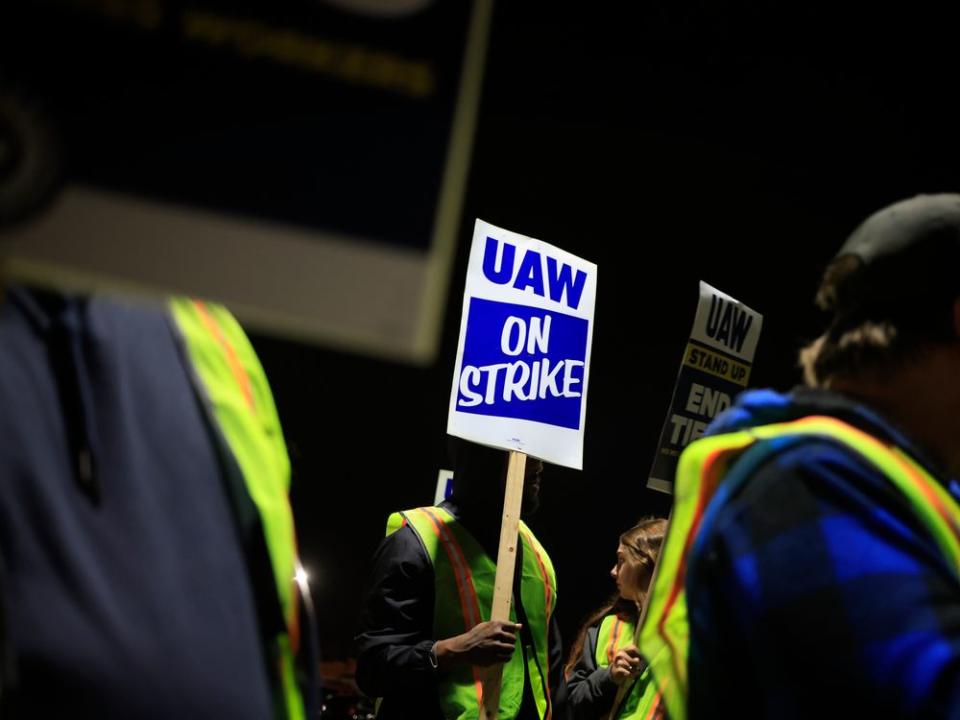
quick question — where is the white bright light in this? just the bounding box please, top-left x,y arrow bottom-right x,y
294,565 -> 310,589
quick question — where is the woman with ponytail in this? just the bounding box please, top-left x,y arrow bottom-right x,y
563,518 -> 668,720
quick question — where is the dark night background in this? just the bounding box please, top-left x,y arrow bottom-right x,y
250,2 -> 960,664
5,0 -> 960,695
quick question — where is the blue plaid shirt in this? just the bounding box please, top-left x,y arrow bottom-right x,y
686,388 -> 960,719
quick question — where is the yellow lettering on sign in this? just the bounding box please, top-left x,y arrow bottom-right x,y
683,343 -> 751,386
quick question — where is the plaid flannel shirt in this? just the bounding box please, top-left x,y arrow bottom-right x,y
685,388 -> 960,719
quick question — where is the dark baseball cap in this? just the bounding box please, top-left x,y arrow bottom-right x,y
822,194 -> 960,335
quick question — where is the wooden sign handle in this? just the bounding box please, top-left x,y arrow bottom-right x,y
479,450 -> 527,720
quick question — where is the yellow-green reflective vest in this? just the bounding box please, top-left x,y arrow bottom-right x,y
169,298 -> 305,720
638,414 -> 960,720
594,615 -> 664,720
386,506 -> 557,719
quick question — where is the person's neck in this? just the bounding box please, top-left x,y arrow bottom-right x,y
830,349 -> 960,477
447,493 -> 504,559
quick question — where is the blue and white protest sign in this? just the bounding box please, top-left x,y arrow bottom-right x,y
648,281 -> 763,493
434,469 -> 454,505
447,220 -> 597,469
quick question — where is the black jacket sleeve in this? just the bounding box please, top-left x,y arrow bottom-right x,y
563,625 -> 617,720
354,525 -> 438,698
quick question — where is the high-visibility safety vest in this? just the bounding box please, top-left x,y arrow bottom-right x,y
168,299 -> 305,720
638,415 -> 960,720
595,615 -> 664,720
386,506 -> 557,719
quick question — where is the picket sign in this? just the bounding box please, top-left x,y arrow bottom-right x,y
449,219 -> 596,715
648,281 -> 763,493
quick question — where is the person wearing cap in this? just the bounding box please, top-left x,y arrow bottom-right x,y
636,194 -> 960,719
354,438 -> 564,719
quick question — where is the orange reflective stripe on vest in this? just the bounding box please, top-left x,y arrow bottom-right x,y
415,508 -> 485,705
607,618 -> 624,665
639,413 -> 960,720
192,300 -> 256,412
190,299 -> 302,651
783,417 -> 960,560
169,298 -> 303,720
645,681 -> 667,720
388,507 -> 556,719
519,525 -> 554,719
658,440 -> 739,686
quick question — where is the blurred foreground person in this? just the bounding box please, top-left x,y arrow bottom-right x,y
0,285 -> 316,718
641,194 -> 960,719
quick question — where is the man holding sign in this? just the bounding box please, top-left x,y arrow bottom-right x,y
356,221 -> 596,718
355,440 -> 562,719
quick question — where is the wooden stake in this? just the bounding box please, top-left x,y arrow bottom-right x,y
479,450 -> 527,720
